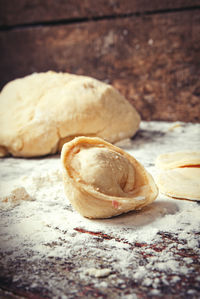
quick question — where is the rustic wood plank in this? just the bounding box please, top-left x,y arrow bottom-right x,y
0,231 -> 199,298
0,10 -> 199,122
0,0 -> 200,26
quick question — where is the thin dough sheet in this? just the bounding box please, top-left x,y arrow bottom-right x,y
157,168 -> 200,201
156,151 -> 200,170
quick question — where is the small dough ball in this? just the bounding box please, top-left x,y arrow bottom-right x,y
0,71 -> 140,157
61,137 -> 158,219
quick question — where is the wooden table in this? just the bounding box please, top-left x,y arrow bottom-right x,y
0,121 -> 199,298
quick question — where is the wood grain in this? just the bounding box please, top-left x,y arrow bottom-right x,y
0,10 -> 199,122
0,0 -> 200,26
0,231 -> 199,298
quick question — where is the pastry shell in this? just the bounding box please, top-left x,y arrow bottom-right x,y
61,137 -> 158,219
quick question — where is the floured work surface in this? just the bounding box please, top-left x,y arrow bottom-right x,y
0,121 -> 200,299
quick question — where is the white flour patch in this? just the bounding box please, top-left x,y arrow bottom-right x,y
84,268 -> 112,278
0,186 -> 34,210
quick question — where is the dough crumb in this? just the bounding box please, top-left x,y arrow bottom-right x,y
85,268 -> 112,278
0,187 -> 34,210
167,122 -> 183,132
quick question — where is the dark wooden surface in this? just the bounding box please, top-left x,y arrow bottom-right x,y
1,7 -> 200,122
0,231 -> 200,299
1,0 -> 200,26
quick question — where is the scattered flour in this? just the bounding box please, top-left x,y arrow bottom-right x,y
0,187 -> 33,210
85,268 -> 112,278
0,121 -> 199,297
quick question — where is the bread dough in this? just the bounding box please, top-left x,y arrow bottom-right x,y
156,151 -> 200,201
0,71 -> 140,157
61,137 -> 158,219
156,151 -> 200,170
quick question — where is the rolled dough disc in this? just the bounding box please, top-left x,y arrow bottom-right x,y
156,151 -> 200,201
155,151 -> 200,170
157,168 -> 200,201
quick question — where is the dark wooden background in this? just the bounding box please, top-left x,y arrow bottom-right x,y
0,0 -> 200,122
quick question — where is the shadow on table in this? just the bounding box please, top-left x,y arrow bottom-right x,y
115,129 -> 166,151
94,200 -> 179,228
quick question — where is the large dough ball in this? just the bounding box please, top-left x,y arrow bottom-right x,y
0,71 -> 140,157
